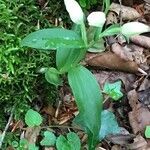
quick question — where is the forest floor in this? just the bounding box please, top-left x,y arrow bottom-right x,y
0,0 -> 150,149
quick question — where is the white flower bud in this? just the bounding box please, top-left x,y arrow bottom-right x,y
121,22 -> 150,37
64,0 -> 84,24
87,12 -> 106,27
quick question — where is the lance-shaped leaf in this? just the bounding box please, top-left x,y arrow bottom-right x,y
56,48 -> 86,73
21,28 -> 85,50
68,65 -> 103,149
100,24 -> 121,37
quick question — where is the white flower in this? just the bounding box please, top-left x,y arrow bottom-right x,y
87,12 -> 106,27
64,0 -> 84,24
121,22 -> 150,37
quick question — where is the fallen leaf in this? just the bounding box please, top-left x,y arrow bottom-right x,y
86,52 -> 139,73
111,145 -> 123,150
106,11 -> 118,25
41,105 -> 55,116
111,43 -> 131,61
128,134 -> 149,150
106,134 -> 135,145
110,3 -> 141,20
138,88 -> 150,108
25,126 -> 41,144
138,78 -> 150,91
130,35 -> 150,49
128,90 -> 150,134
128,44 -> 146,64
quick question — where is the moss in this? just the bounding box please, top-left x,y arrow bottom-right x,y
0,0 -> 61,128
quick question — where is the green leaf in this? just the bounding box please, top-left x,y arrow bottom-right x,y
88,38 -> 105,53
145,126 -> 150,138
79,0 -> 86,7
45,67 -> 62,86
72,24 -> 81,36
103,0 -> 111,14
12,141 -> 19,148
56,135 -> 71,150
68,65 -> 103,149
103,81 -> 123,101
19,139 -> 28,148
40,131 -> 56,146
99,110 -> 120,140
56,132 -> 81,150
28,143 -> 39,150
67,132 -> 81,150
56,48 -> 86,73
100,24 -> 121,37
21,28 -> 85,50
25,109 -> 42,127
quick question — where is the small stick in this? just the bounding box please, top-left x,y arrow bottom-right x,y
118,0 -> 123,25
55,100 -> 61,118
138,68 -> 147,75
0,107 -> 15,148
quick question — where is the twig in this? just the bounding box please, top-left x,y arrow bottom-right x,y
118,0 -> 123,25
41,125 -> 83,131
22,125 -> 83,131
0,106 -> 15,148
103,96 -> 110,104
138,68 -> 147,75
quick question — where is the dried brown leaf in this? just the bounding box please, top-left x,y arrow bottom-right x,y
138,78 -> 150,91
106,11 -> 118,25
138,88 -> 150,108
41,105 -> 55,116
130,35 -> 150,49
106,134 -> 135,145
86,52 -> 139,73
127,44 -> 146,64
110,3 -> 141,20
128,134 -> 149,150
25,126 -> 41,144
128,90 -> 150,134
111,43 -> 131,61
111,145 -> 123,150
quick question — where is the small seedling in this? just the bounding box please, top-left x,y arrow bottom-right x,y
25,109 -> 42,127
40,131 -> 56,146
103,81 -> 123,101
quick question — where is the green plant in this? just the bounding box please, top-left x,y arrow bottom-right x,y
56,132 -> 81,150
21,0 -> 150,149
25,109 -> 43,127
13,109 -> 81,150
103,81 -> 123,101
0,0 -> 59,130
78,0 -> 99,9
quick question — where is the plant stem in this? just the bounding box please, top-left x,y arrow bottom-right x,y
81,22 -> 88,47
0,106 -> 15,148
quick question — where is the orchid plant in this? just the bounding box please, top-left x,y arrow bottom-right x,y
21,0 -> 150,149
